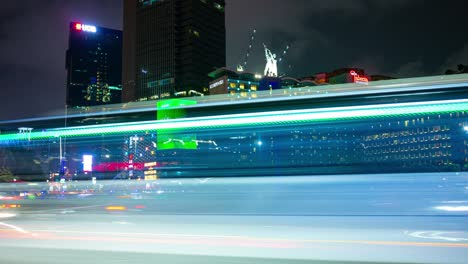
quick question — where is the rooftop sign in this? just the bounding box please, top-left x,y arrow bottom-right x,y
75,23 -> 97,33
350,70 -> 369,84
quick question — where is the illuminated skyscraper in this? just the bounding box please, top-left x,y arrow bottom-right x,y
122,0 -> 226,102
66,22 -> 122,107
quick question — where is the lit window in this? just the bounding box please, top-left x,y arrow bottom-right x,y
229,82 -> 236,88
250,85 -> 257,91
240,83 -> 245,89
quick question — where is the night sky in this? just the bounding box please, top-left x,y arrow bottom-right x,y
1,0 -> 467,120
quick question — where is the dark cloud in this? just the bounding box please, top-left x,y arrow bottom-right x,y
392,60 -> 426,78
440,44 -> 468,73
226,0 -> 468,78
0,0 -> 122,121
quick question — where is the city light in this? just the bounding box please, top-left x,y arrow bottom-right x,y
350,70 -> 369,84
83,155 -> 93,172
0,213 -> 16,219
105,206 -> 127,211
434,206 -> 468,212
209,79 -> 224,89
74,23 -> 96,33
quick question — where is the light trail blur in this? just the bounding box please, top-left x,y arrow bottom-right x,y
0,75 -> 466,263
0,173 -> 467,263
1,98 -> 466,142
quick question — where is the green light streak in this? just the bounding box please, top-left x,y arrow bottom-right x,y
1,100 -> 467,143
157,99 -> 198,150
157,98 -> 198,109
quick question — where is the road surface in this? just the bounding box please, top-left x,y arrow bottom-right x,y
1,173 -> 467,263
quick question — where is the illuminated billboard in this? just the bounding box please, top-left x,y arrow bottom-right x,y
82,155 -> 93,172
74,23 -> 97,33
350,70 -> 369,84
156,99 -> 198,150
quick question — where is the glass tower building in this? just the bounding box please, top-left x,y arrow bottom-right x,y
66,22 -> 122,108
122,0 -> 226,102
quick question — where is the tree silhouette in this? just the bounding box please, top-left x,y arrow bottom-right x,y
445,64 -> 467,75
0,167 -> 15,182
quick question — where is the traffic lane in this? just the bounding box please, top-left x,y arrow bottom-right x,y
1,214 -> 467,263
0,246 -> 400,264
4,172 -> 468,217
8,189 -> 468,217
5,214 -> 468,243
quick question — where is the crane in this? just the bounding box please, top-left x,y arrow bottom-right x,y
277,43 -> 291,76
278,44 -> 290,64
237,29 -> 256,72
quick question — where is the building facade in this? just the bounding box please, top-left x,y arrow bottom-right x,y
66,22 -> 122,108
122,0 -> 226,102
360,113 -> 467,172
207,68 -> 318,98
208,68 -> 259,96
314,68 -> 371,85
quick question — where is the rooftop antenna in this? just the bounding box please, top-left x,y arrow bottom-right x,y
237,29 -> 256,72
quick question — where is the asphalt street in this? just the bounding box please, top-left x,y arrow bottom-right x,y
1,173 -> 467,263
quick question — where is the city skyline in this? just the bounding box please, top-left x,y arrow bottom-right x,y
1,0 -> 468,120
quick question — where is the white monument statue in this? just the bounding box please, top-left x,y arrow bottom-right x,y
263,44 -> 278,77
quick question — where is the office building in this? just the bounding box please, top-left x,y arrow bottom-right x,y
66,22 -> 122,107
207,68 -> 317,97
122,0 -> 226,102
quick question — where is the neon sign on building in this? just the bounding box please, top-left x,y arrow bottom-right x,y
209,79 -> 224,89
75,23 -> 97,33
350,70 -> 369,84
